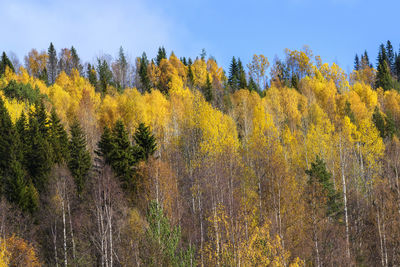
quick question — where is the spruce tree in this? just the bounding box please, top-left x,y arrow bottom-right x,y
26,114 -> 52,192
47,43 -> 58,84
133,122 -> 157,162
110,120 -> 135,188
139,52 -> 151,92
395,53 -> 400,81
354,54 -> 360,71
375,60 -> 392,91
306,156 -> 342,220
95,126 -> 114,165
0,97 -> 14,174
228,57 -> 239,91
386,40 -> 395,73
68,119 -> 91,195
97,59 -> 113,95
48,109 -> 69,164
71,46 -> 82,73
156,47 -> 167,66
372,106 -> 385,138
238,58 -> 247,89
87,64 -> 97,88
0,52 -> 15,76
203,74 -> 213,102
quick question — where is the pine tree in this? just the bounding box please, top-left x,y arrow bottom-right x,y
133,122 -> 157,162
47,43 -> 57,84
68,119 -> 91,195
354,54 -> 360,71
156,47 -> 167,66
203,74 -> 213,102
306,156 -> 342,220
48,109 -> 69,164
139,52 -> 151,92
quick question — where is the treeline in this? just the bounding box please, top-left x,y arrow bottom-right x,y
0,42 -> 400,266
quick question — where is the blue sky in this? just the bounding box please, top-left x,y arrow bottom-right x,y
1,0 -> 399,73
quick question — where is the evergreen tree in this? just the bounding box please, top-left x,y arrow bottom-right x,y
110,120 -> 135,188
48,109 -> 69,164
33,101 -> 49,137
38,67 -> 48,84
0,97 -> 14,175
71,46 -> 82,73
117,46 -> 128,89
377,44 -> 388,67
47,42 -> 57,84
87,64 -> 97,88
95,126 -> 114,165
133,123 -> 157,162
187,64 -> 194,87
306,156 -> 342,220
248,76 -> 260,94
361,50 -> 371,69
238,58 -> 247,89
228,57 -> 239,91
97,59 -> 113,95
203,74 -> 213,102
395,53 -> 400,81
156,47 -> 167,66
141,200 -> 195,266
375,60 -> 393,91
200,48 -> 207,61
354,54 -> 360,71
386,40 -> 395,73
344,101 -> 356,124
0,52 -> 15,76
372,106 -> 386,138
68,119 -> 91,195
139,52 -> 151,93
26,114 -> 52,192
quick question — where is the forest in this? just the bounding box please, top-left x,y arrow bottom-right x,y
0,41 -> 400,266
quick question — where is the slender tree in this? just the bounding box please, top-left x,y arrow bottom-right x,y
68,119 -> 91,195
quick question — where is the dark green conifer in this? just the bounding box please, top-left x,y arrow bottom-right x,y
48,109 -> 69,164
139,53 -> 151,93
133,122 -> 157,162
0,52 -> 15,75
306,156 -> 342,220
47,43 -> 58,84
156,47 -> 167,66
68,119 -> 91,195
